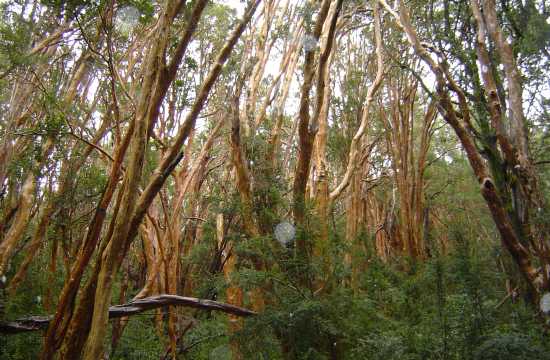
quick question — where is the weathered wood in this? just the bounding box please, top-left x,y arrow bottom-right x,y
1,316 -> 51,333
0,295 -> 256,334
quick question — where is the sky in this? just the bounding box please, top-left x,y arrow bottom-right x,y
219,0 -> 246,16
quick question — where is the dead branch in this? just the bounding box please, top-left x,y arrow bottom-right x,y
0,294 -> 256,334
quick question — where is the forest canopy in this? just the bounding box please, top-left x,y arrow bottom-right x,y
0,0 -> 549,359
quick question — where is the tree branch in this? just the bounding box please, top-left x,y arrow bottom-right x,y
0,294 -> 256,334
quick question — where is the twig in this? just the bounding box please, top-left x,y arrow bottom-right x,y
495,287 -> 519,309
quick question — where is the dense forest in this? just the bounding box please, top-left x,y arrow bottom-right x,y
0,0 -> 549,358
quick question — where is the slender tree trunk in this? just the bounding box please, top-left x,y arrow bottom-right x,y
379,0 -> 540,296
292,0 -> 332,261
330,2 -> 384,202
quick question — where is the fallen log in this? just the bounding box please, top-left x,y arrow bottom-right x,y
0,294 -> 256,334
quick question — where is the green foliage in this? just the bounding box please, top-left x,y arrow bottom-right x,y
0,244 -> 56,359
122,0 -> 154,22
0,15 -> 32,69
0,331 -> 42,359
109,317 -> 164,359
474,333 -> 550,360
143,205 -> 550,360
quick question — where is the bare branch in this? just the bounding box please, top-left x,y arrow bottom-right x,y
0,294 -> 256,334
